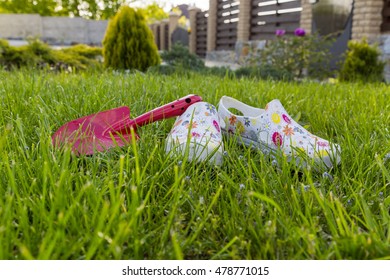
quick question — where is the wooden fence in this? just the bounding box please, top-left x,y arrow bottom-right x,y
195,11 -> 208,57
382,0 -> 390,32
216,0 -> 239,50
151,0 -> 389,55
250,0 -> 302,40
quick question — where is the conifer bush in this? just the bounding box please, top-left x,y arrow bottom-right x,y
339,39 -> 385,83
102,6 -> 160,71
160,43 -> 205,70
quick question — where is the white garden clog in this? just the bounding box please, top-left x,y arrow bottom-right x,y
165,102 -> 224,166
218,96 -> 341,168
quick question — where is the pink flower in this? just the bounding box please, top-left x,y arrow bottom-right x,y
272,132 -> 283,147
213,120 -> 220,132
192,132 -> 201,138
282,114 -> 291,124
294,28 -> 306,37
317,141 -> 329,147
275,29 -> 286,36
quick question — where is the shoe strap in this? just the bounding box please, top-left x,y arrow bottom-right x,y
218,96 -> 265,124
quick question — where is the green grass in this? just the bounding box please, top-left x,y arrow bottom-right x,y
0,69 -> 389,260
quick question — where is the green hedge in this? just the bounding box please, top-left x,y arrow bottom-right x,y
0,39 -> 102,71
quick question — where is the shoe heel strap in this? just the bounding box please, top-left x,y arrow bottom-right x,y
218,96 -> 264,120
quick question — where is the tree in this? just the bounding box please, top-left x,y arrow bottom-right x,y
0,0 -> 57,16
0,0 -> 140,19
58,0 -> 132,19
138,2 -> 168,23
102,5 -> 160,71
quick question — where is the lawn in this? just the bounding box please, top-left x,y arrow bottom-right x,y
0,69 -> 389,259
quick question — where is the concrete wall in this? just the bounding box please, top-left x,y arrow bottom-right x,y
0,14 -> 108,45
0,14 -> 42,38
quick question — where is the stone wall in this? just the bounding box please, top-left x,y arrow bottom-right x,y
300,0 -> 313,34
0,14 -> 108,45
352,0 -> 383,42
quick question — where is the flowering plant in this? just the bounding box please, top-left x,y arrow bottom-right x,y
243,28 -> 333,79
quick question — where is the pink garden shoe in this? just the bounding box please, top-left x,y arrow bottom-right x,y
165,102 -> 224,166
218,96 -> 341,168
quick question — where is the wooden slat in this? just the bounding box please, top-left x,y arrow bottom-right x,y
251,12 -> 300,24
252,0 -> 301,6
196,11 -> 208,17
217,30 -> 237,38
196,38 -> 207,43
217,6 -> 240,15
196,14 -> 208,20
250,33 -> 277,40
196,18 -> 207,25
216,40 -> 236,44
216,31 -> 237,38
251,23 -> 298,33
196,30 -> 207,36
196,15 -> 207,20
217,0 -> 239,9
252,0 -> 264,6
217,16 -> 238,22
197,43 -> 207,48
217,23 -> 238,31
252,1 -> 301,14
217,14 -> 239,20
197,25 -> 207,30
217,35 -> 237,41
217,16 -> 239,23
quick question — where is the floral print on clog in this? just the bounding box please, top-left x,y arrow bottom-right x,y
166,102 -> 224,165
218,96 -> 341,168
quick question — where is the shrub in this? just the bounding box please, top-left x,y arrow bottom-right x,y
0,39 -> 39,69
339,39 -> 385,83
102,6 -> 160,71
243,29 -> 332,79
63,44 -> 102,59
0,39 -> 102,71
160,43 -> 205,70
147,65 -> 180,75
235,65 -> 293,81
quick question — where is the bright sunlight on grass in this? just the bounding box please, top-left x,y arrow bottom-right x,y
0,69 -> 389,259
